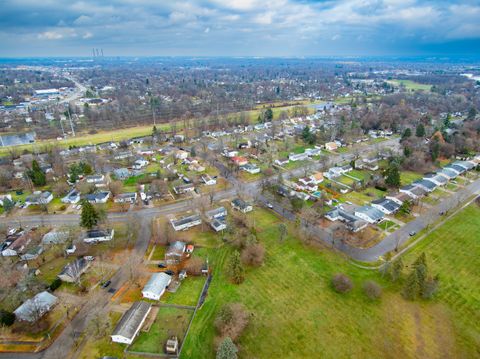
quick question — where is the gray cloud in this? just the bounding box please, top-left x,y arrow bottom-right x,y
1,0 -> 479,56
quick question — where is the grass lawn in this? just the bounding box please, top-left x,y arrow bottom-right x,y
130,306 -> 193,354
401,203 -> 480,357
387,79 -> 432,92
181,208 -> 470,359
161,276 -> 206,307
401,170 -> 424,185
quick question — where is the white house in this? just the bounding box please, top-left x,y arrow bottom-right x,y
111,301 -> 152,345
170,214 -> 202,231
14,291 -> 58,323
201,174 -> 217,186
61,189 -> 81,204
83,229 -> 114,244
25,191 -> 53,206
325,142 -> 338,151
142,273 -> 172,300
288,152 -> 309,162
354,205 -> 385,224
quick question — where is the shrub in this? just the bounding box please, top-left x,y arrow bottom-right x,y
49,278 -> 62,292
214,303 -> 249,341
241,243 -> 265,267
331,273 -> 353,293
0,309 -> 15,326
216,337 -> 238,359
363,280 -> 382,300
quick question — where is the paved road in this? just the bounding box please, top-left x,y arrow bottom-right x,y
0,137 -> 399,358
0,215 -> 151,359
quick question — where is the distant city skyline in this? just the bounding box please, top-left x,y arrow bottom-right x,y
2,0 -> 480,57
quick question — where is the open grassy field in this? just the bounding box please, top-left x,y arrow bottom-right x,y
180,208 -> 476,359
401,170 -> 424,185
402,203 -> 480,356
387,79 -> 432,92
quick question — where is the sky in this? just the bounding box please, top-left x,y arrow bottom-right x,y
1,0 -> 480,57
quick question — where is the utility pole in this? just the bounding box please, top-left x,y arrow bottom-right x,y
59,117 -> 65,137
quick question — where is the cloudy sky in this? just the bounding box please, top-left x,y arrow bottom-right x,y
2,0 -> 480,57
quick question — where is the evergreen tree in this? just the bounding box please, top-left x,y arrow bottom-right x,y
80,200 -> 99,229
401,128 -> 412,140
391,257 -> 404,282
0,309 -> 15,326
27,160 -> 46,186
384,161 -> 401,188
216,337 -> 238,359
3,197 -> 15,214
415,123 -> 425,137
402,270 -> 420,300
264,108 -> 273,121
227,250 -> 245,284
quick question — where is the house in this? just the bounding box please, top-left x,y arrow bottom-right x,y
188,162 -> 205,172
444,164 -> 466,175
85,191 -> 110,204
201,174 -> 216,186
423,174 -> 448,186
2,232 -> 32,257
133,158 -> 149,170
114,192 -> 137,204
232,156 -> 248,166
223,149 -> 239,158
173,183 -> 195,195
83,229 -> 114,244
113,168 -> 131,180
437,168 -> 458,180
355,205 -> 385,224
294,191 -> 311,201
114,151 -> 132,160
25,191 -> 53,206
386,192 -> 411,206
165,241 -> 186,265
175,150 -> 189,160
241,163 -> 260,174
206,207 -> 227,232
62,189 -> 81,204
231,198 -> 253,213
310,172 -> 324,184
305,148 -> 322,157
142,273 -> 172,300
42,230 -> 69,245
413,179 -> 437,193
238,141 -> 251,149
86,174 -> 105,185
170,214 -> 202,231
20,246 -> 43,261
275,158 -> 289,166
325,142 -> 338,151
58,257 -> 91,283
14,291 -> 58,323
399,184 -> 426,199
371,198 -> 400,215
288,152 -> 309,162
324,167 -> 347,179
111,301 -> 152,345
325,208 -> 367,232
206,206 -> 227,220
454,161 -> 475,171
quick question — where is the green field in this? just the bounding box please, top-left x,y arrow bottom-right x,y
400,170 -> 424,185
180,208 -> 476,359
402,203 -> 480,356
387,80 -> 432,92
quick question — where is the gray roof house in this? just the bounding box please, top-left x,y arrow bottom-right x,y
113,168 -> 131,180
111,301 -> 152,345
25,191 -> 53,206
231,198 -> 253,213
142,273 -> 172,300
325,208 -> 367,232
14,291 -> 58,322
61,189 -> 81,204
354,205 -> 385,224
413,179 -> 437,192
165,241 -> 186,265
58,257 -> 91,283
170,214 -> 202,231
371,198 -> 400,215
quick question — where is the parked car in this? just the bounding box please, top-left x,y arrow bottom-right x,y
102,280 -> 112,288
266,202 -> 273,209
165,270 -> 174,276
157,263 -> 166,268
409,231 -> 416,237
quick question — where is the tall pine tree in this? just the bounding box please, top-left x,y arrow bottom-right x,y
80,200 -> 99,229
